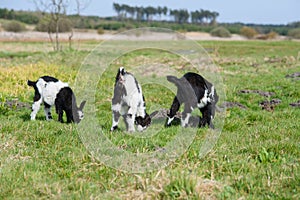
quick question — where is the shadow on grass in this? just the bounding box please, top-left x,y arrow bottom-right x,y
19,113 -> 46,122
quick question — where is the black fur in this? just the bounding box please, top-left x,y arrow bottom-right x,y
166,72 -> 218,128
41,76 -> 59,82
111,67 -> 151,132
27,76 -> 86,123
135,113 -> 151,128
55,87 -> 86,123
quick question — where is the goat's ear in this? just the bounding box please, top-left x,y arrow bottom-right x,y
79,101 -> 86,110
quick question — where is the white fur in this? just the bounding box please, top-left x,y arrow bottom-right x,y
210,86 -> 215,99
37,78 -> 68,106
167,116 -> 174,126
78,110 -> 84,120
181,113 -> 191,127
112,103 -> 121,112
197,89 -> 209,108
30,78 -> 68,120
137,124 -> 144,132
111,69 -> 147,132
30,99 -> 42,120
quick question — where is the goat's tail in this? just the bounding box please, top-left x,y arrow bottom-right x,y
167,75 -> 181,85
27,80 -> 36,87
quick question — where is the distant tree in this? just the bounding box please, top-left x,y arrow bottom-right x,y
34,0 -> 88,50
156,6 -> 168,20
191,10 -> 205,24
162,6 -> 168,16
170,9 -> 189,24
157,6 -> 163,20
191,9 -> 219,25
210,11 -> 219,25
34,0 -> 68,51
126,5 -> 135,19
191,11 -> 199,23
122,4 -> 130,18
0,8 -> 10,19
113,3 -> 122,19
110,3 -> 219,25
144,6 -> 156,21
135,6 -> 144,21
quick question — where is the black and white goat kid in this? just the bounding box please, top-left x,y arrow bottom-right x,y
166,72 -> 218,128
111,67 -> 151,132
27,76 -> 86,123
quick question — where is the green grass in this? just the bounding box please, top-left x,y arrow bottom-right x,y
0,40 -> 299,199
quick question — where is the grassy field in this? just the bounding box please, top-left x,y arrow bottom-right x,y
0,39 -> 299,199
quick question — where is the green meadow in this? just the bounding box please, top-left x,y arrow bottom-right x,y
0,39 -> 299,199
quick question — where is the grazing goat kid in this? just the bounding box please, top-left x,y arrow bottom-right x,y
27,76 -> 86,123
166,72 -> 218,128
111,67 -> 151,132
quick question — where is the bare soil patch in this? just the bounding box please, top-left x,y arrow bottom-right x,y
0,30 -> 267,42
286,72 -> 300,80
259,99 -> 282,112
3,99 -> 31,109
239,89 -> 275,97
290,100 -> 300,108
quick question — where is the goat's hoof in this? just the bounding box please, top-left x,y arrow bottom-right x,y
110,126 -> 118,132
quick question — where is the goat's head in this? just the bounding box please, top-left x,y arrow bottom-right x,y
115,67 -> 127,84
73,100 -> 86,123
135,113 -> 151,131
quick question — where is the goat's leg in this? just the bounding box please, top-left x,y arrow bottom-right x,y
57,110 -> 64,123
181,104 -> 193,127
66,109 -> 73,123
166,96 -> 180,126
44,102 -> 52,120
30,98 -> 42,120
55,103 -> 64,123
126,106 -> 137,132
111,103 -> 121,131
200,104 -> 214,128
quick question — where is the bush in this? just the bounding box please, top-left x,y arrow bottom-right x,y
256,31 -> 278,40
97,27 -> 104,34
35,17 -> 72,33
2,20 -> 26,32
210,26 -> 231,38
266,31 -> 278,39
97,22 -> 126,30
288,28 -> 300,39
14,13 -> 40,24
240,26 -> 258,39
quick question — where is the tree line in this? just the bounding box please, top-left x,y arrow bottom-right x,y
113,3 -> 219,25
0,8 -> 40,24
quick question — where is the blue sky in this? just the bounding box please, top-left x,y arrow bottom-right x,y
1,0 -> 299,25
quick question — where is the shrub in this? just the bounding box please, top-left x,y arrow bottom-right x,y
210,26 -> 231,38
288,28 -> 300,39
256,31 -> 278,40
14,13 -> 40,24
98,22 -> 125,30
266,31 -> 278,39
36,17 -> 72,33
240,26 -> 258,39
97,27 -> 104,35
2,20 -> 26,32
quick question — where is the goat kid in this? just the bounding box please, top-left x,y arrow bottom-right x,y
166,72 -> 218,128
27,76 -> 86,123
111,67 -> 151,132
